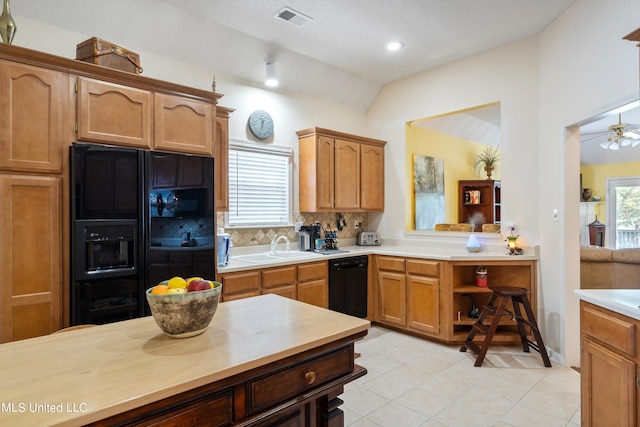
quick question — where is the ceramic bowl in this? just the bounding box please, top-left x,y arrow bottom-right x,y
146,281 -> 222,338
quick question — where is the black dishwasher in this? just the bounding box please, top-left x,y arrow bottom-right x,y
329,255 -> 368,318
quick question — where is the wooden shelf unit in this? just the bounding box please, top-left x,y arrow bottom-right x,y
444,259 -> 537,343
458,180 -> 501,232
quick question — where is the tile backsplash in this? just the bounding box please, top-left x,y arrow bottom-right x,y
217,212 -> 368,247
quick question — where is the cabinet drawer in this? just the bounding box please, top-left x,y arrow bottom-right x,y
220,271 -> 261,294
406,259 -> 439,278
140,389 -> 232,426
248,346 -> 353,413
376,256 -> 405,273
262,266 -> 297,287
298,261 -> 327,282
582,303 -> 636,357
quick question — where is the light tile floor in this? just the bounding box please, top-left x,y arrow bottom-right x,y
343,326 -> 580,427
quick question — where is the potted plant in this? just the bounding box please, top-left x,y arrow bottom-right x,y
474,146 -> 500,179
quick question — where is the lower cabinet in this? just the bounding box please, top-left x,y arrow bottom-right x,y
374,256 -> 441,337
580,301 -> 638,427
0,175 -> 62,342
218,261 -> 328,308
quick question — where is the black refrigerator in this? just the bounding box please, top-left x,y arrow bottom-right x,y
70,143 -> 216,325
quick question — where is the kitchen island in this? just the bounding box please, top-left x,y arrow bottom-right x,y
0,294 -> 369,426
574,289 -> 640,426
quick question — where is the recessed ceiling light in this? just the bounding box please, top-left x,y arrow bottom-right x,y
386,41 -> 404,51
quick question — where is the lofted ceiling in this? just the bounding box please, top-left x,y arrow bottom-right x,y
14,0 -> 576,112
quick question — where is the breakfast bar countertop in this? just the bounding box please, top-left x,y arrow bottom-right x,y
574,288 -> 640,321
0,295 -> 370,426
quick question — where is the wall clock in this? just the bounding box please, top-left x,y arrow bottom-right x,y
248,110 -> 274,139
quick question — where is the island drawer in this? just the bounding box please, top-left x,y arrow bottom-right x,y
581,302 -> 636,357
248,345 -> 353,413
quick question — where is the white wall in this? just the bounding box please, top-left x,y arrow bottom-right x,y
366,0 -> 640,365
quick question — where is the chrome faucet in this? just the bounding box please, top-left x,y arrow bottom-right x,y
270,235 -> 290,253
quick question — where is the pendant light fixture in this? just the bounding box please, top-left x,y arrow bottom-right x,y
265,59 -> 278,87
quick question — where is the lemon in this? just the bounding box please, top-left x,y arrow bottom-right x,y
167,276 -> 187,289
166,288 -> 186,294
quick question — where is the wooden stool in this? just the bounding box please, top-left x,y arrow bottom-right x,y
460,286 -> 552,367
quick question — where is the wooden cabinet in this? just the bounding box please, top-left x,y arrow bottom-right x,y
0,61 -> 65,173
297,127 -> 386,212
82,150 -> 138,217
374,256 -> 441,336
298,261 -> 329,308
445,259 -> 536,343
580,301 -> 638,427
458,180 -> 501,231
0,60 -> 71,341
150,151 -> 206,189
218,261 -> 328,307
0,175 -> 62,342
214,106 -> 233,212
77,77 -> 152,149
77,80 -> 216,156
154,93 -> 213,155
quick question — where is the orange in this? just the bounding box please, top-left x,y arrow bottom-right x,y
151,284 -> 169,295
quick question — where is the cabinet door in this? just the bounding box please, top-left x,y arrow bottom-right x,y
360,143 -> 384,211
0,61 -> 64,173
178,156 -> 205,187
214,111 -> 230,211
298,278 -> 328,308
262,284 -> 297,300
334,139 -> 360,210
316,136 -> 335,210
0,175 -> 62,342
154,93 -> 213,155
377,271 -> 406,326
151,152 -> 179,188
83,152 -> 138,217
407,275 -> 439,335
77,77 -> 152,148
581,338 -> 636,426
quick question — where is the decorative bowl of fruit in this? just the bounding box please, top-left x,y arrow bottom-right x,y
146,277 -> 222,338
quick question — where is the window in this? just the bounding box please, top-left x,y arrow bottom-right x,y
607,177 -> 640,248
226,139 -> 292,228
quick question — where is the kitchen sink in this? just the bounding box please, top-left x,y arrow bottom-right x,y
233,251 -> 320,264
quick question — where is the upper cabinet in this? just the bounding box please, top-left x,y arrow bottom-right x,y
77,79 -> 215,156
214,106 -> 233,212
77,77 -> 152,149
297,127 -> 386,212
154,93 -> 213,155
0,61 -> 67,173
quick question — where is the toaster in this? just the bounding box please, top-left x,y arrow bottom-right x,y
356,231 -> 381,246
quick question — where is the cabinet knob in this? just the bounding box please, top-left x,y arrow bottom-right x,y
304,371 -> 316,385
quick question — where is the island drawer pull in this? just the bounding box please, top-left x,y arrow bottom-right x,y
304,371 -> 316,384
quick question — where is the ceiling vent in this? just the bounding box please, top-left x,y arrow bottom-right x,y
274,7 -> 312,27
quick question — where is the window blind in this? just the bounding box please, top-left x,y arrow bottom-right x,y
227,139 -> 292,227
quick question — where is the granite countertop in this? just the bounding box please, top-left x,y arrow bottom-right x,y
574,289 -> 640,321
0,295 -> 370,426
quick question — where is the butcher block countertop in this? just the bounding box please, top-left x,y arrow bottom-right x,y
0,295 -> 370,426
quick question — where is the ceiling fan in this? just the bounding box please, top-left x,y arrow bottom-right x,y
584,114 -> 640,150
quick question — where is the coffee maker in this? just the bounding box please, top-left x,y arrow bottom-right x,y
298,223 -> 322,251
